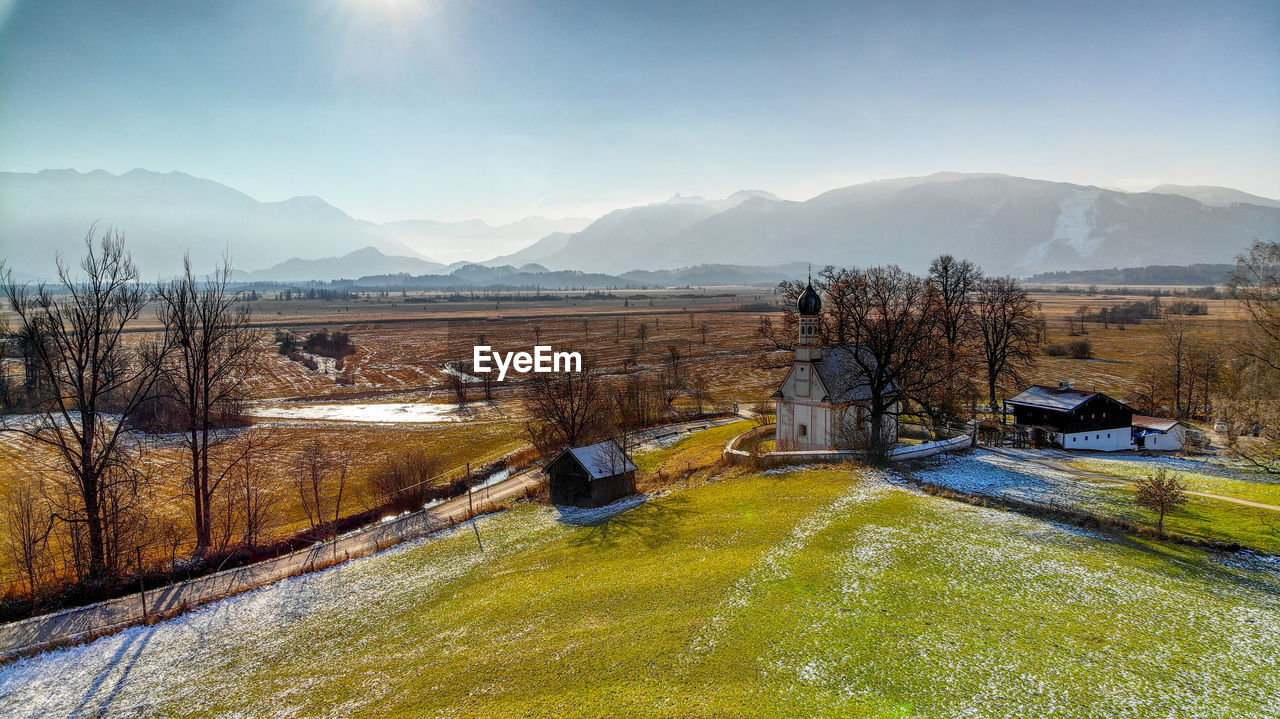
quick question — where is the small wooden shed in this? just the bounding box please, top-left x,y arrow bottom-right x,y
548,439 -> 637,508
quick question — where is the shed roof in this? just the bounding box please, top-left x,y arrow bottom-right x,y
560,439 -> 637,480
1006,385 -> 1099,412
1133,415 -> 1180,433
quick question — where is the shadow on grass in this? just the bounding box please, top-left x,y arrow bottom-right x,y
68,623 -> 158,719
1109,530 -> 1280,598
561,495 -> 697,549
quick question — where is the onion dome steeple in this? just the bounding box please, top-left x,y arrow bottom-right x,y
795,267 -> 822,360
797,282 -> 822,316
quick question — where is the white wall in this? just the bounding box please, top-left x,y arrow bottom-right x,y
1058,428 -> 1132,452
1140,426 -> 1185,451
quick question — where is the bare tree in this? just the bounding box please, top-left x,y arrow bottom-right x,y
612,374 -> 663,431
1228,240 -> 1280,376
446,359 -> 471,405
1224,241 -> 1280,470
699,322 -> 709,345
330,442 -> 355,526
1,232 -> 170,579
294,438 -> 334,531
522,362 -> 607,452
975,276 -> 1041,416
661,344 -> 684,406
746,402 -> 775,426
225,429 -> 279,548
2,484 -> 54,595
1135,468 -> 1188,534
689,374 -> 711,415
155,255 -> 262,554
833,266 -> 951,456
637,322 -> 649,349
928,255 -> 981,360
365,450 -> 441,512
1157,317 -> 1193,419
817,266 -> 858,345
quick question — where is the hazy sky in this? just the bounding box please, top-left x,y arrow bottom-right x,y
1,0 -> 1277,223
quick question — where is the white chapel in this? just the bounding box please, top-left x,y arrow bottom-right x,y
772,282 -> 899,451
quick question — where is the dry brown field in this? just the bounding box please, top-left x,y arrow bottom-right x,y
0,291 -> 786,591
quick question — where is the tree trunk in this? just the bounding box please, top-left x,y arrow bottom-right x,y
82,472 -> 107,579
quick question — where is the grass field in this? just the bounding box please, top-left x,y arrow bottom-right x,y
1065,455 -> 1280,551
909,451 -> 1280,554
3,459 -> 1277,718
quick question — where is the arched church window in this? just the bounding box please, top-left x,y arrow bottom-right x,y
799,424 -> 808,437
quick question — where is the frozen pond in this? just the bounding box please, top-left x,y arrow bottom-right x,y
246,402 -> 471,424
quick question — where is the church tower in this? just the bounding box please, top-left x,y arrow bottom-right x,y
795,280 -> 822,362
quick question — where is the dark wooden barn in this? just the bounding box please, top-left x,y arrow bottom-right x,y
548,439 -> 638,508
1005,383 -> 1135,451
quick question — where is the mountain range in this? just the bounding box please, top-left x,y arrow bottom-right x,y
530,174 -> 1279,275
1,169 -> 1276,280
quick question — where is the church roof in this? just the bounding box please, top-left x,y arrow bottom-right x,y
811,344 -> 894,403
797,283 -> 822,316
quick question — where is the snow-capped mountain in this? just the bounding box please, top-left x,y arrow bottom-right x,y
531,173 -> 1279,275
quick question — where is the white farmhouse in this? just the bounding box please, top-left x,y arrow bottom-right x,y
1132,415 -> 1186,451
1007,383 -> 1186,452
772,282 -> 898,451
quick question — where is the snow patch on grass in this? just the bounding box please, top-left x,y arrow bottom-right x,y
0,507 -> 562,719
554,494 -> 650,526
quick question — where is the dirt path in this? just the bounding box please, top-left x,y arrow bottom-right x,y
0,417 -> 742,661
988,448 -> 1280,513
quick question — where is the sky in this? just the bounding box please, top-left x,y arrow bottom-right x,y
1,0 -> 1277,224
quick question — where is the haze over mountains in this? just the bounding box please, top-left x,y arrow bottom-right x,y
531,174 -> 1279,275
0,169 -> 585,279
1,169 -> 1276,281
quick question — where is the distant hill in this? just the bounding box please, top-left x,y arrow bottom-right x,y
0,169 -> 429,278
618,262 -> 809,287
381,216 -> 591,264
1026,263 -> 1236,286
1147,185 -> 1280,209
531,173 -> 1279,275
528,191 -> 781,273
241,247 -> 446,282
480,232 -> 573,267
315,262 -> 808,291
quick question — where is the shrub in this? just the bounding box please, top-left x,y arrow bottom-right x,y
1044,340 -> 1092,359
366,450 -> 442,512
303,330 -> 355,359
1067,340 -> 1093,359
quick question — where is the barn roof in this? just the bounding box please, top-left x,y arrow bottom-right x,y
811,344 -> 894,403
561,439 -> 637,480
1133,415 -> 1179,433
1006,385 -> 1099,412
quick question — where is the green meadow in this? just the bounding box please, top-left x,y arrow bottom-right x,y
3,447 -> 1277,718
